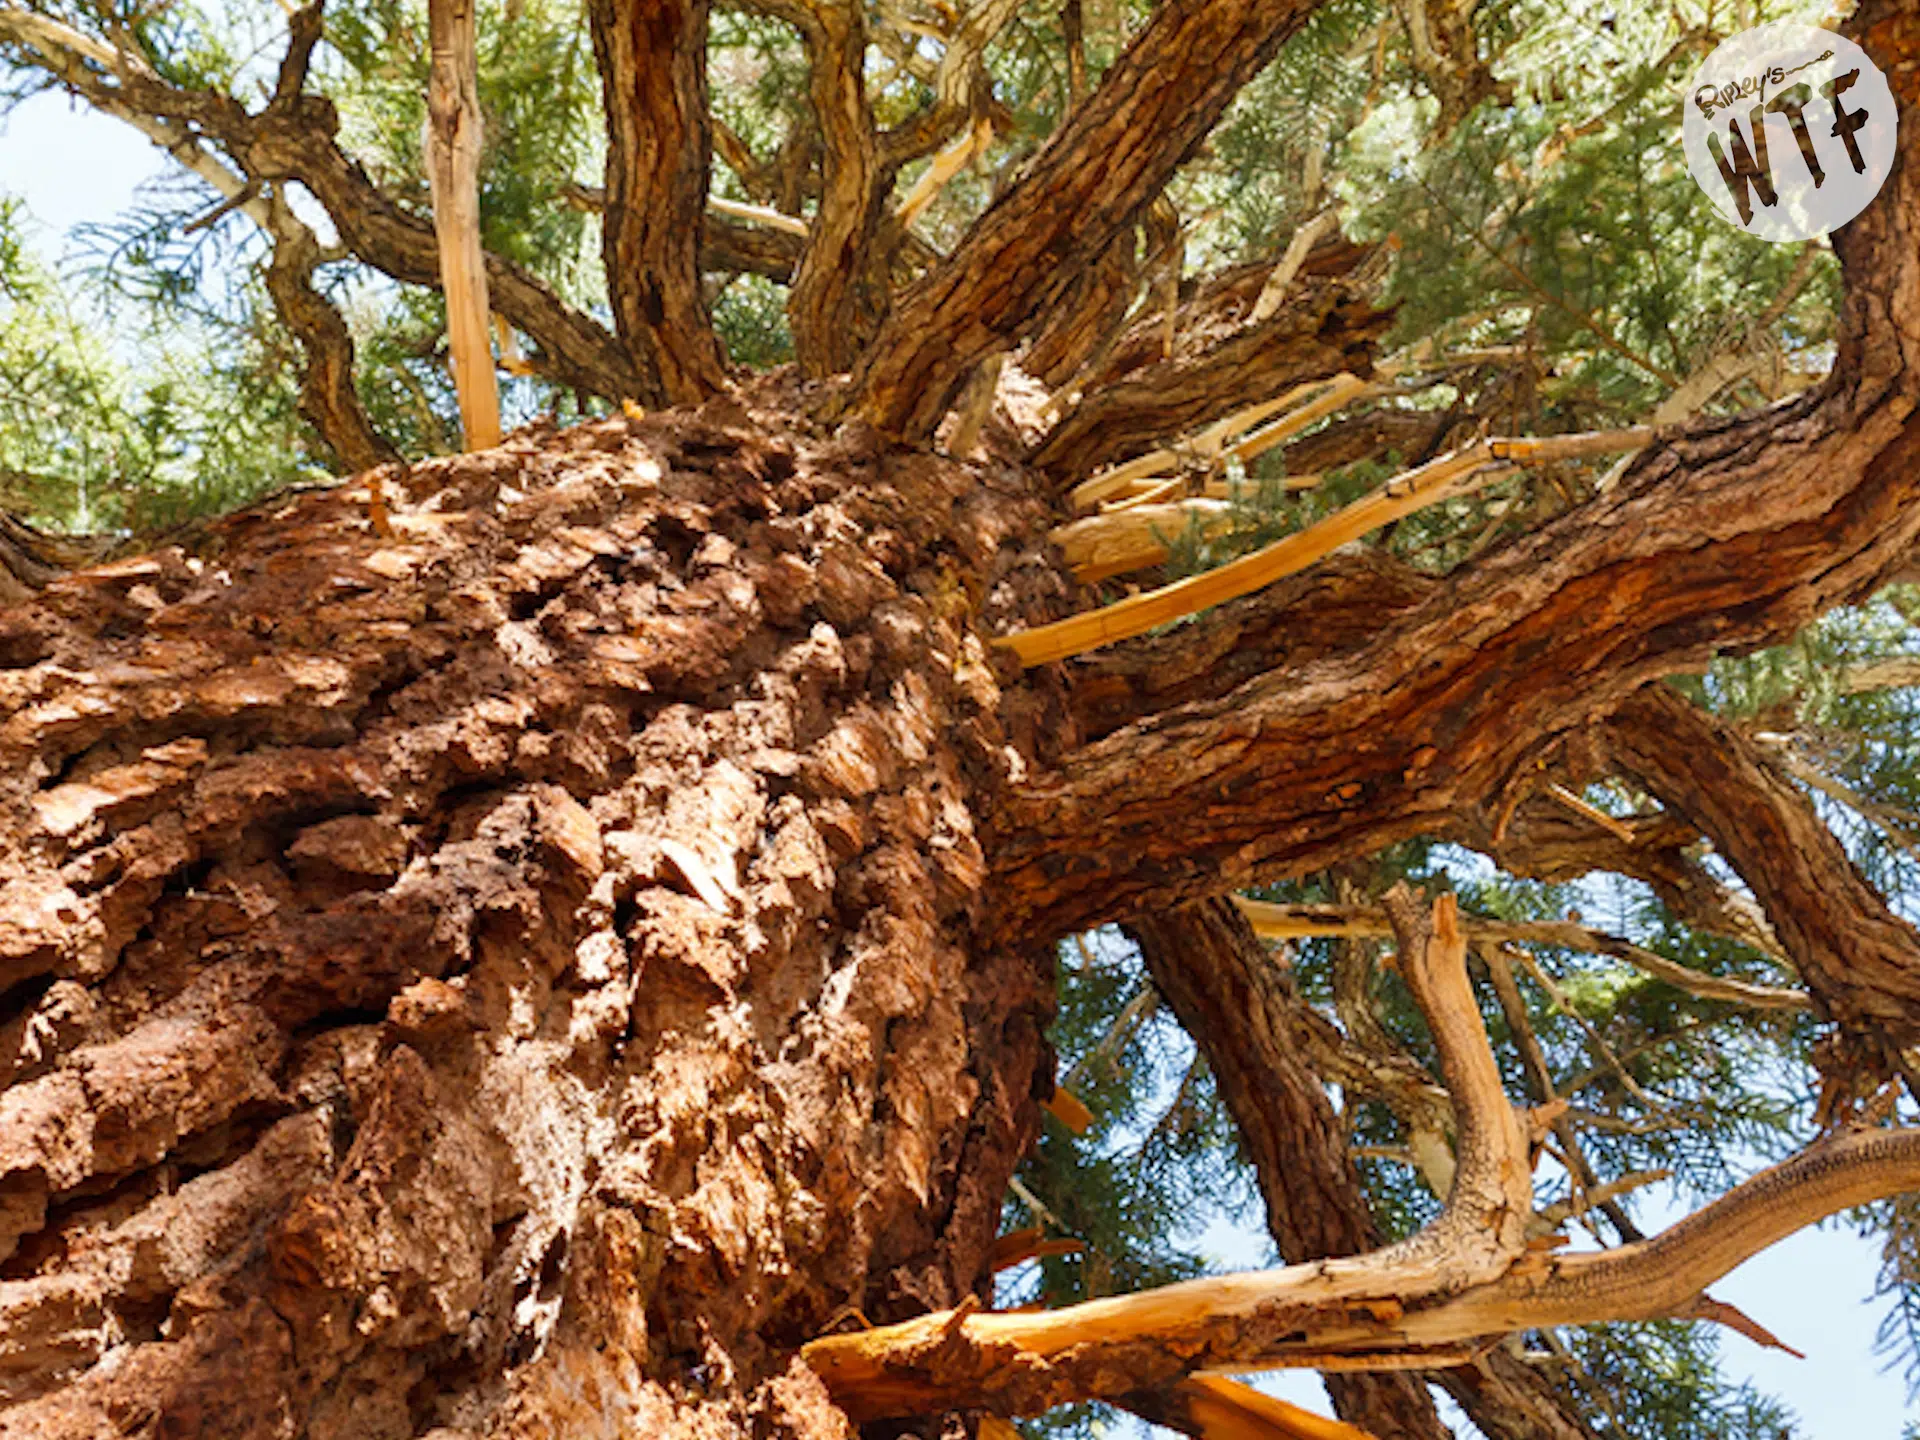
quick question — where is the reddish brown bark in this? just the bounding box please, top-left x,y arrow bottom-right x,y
0,389 -> 1068,1439
588,0 -> 730,405
847,0 -> 1332,440
1607,686 -> 1920,1078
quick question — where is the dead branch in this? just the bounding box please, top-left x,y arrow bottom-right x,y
426,0 -> 502,449
1003,426 -> 1652,666
1233,899 -> 1808,1011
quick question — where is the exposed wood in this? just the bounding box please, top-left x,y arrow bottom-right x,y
1231,899 -> 1808,1010
0,2 -> 646,403
1126,1374 -> 1385,1439
587,0 -> 729,405
1068,374 -> 1374,512
1006,428 -> 1651,667
987,69 -> 1920,938
1132,897 -> 1455,1440
425,0 -> 501,450
896,113 -> 995,229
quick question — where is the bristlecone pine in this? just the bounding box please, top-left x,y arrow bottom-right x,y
4,1 -> 1920,1438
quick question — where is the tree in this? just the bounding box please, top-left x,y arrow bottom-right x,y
2,0 -> 1920,1437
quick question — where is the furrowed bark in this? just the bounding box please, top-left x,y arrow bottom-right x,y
986,0 -> 1920,942
0,390 -> 1069,1439
263,221 -> 402,475
779,1 -> 890,374
1131,898 -> 1454,1440
588,0 -> 730,406
1606,686 -> 1920,1078
847,0 -> 1333,440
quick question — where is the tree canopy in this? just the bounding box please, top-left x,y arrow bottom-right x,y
4,1 -> 1920,1438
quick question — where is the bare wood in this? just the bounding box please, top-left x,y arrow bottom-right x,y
425,0 -> 501,451
1130,1375 -> 1386,1439
896,113 -> 995,229
1004,427 -> 1653,667
1052,499 -> 1236,582
1233,898 -> 1808,1011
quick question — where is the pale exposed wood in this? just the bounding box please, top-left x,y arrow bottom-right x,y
805,892 -> 1544,1418
1251,210 -> 1341,325
1069,374 -> 1371,512
1170,1374 -> 1384,1439
1232,898 -> 1808,1010
426,0 -> 501,451
711,194 -> 810,237
1546,783 -> 1636,844
1006,427 -> 1653,666
896,113 -> 995,228
1052,499 -> 1235,582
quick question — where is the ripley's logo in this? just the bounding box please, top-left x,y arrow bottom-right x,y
1680,24 -> 1897,243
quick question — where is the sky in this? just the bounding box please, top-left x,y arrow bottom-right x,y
3,69 -> 1916,1440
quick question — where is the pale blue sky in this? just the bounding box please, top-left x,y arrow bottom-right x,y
2,73 -> 1914,1440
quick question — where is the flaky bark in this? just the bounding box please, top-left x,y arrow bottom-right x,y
588,0 -> 730,405
0,389 -> 1068,1439
848,0 -> 1331,439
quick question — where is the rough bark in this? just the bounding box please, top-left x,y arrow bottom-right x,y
1606,686 -> 1920,1078
771,0 -> 891,375
588,0 -> 730,407
847,0 -> 1332,440
1029,265 -> 1391,485
263,225 -> 402,475
0,387 -> 1073,1439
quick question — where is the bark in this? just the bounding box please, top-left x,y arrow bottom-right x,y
1131,899 -> 1455,1440
771,0 -> 891,375
588,0 -> 730,406
0,388 -> 1073,1439
847,0 -> 1332,440
1606,686 -> 1920,1080
1029,265 -> 1391,485
263,225 -> 401,475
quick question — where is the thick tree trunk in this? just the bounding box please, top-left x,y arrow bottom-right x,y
0,390 -> 1067,1438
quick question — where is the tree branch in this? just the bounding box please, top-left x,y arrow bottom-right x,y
587,0 -> 729,406
1605,686 -> 1920,1085
984,0 -> 1920,941
846,0 -> 1333,440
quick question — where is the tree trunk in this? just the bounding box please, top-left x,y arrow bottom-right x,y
0,391 -> 1067,1438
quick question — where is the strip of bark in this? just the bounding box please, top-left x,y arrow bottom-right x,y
1605,685 -> 1920,1080
846,0 -> 1332,440
587,0 -> 729,405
